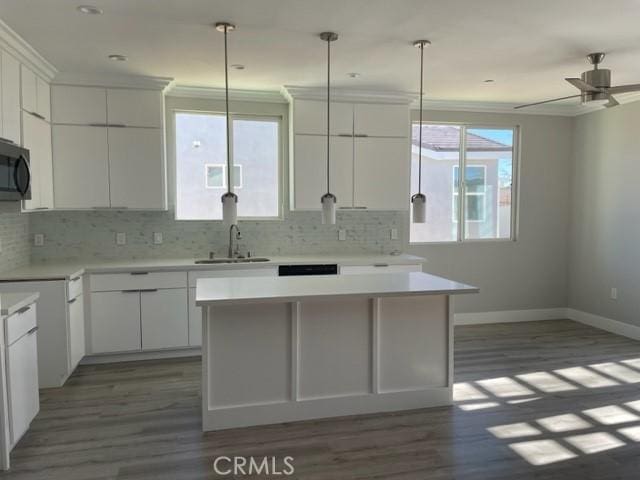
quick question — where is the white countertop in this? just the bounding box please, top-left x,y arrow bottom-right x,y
0,292 -> 39,317
196,271 -> 478,306
0,254 -> 425,282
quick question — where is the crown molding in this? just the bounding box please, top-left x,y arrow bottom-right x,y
167,85 -> 287,103
282,85 -> 414,104
410,98 -> 578,116
53,72 -> 174,91
0,17 -> 57,81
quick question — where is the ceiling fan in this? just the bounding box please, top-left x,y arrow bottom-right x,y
515,52 -> 640,110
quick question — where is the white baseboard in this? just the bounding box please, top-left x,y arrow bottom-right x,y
454,308 -> 567,325
566,308 -> 640,341
81,347 -> 201,365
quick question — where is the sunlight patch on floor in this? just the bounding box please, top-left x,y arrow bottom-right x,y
453,382 -> 488,401
564,432 -> 625,454
583,405 -> 639,425
508,440 -> 577,465
590,362 -> 640,384
516,371 -> 577,393
536,414 -> 592,433
476,377 -> 534,398
553,367 -> 620,388
488,422 -> 541,439
617,425 -> 640,442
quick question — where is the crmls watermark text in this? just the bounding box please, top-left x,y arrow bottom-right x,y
213,456 -> 295,476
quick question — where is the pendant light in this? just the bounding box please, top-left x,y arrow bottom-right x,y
411,39 -> 431,223
320,31 -> 338,225
216,21 -> 238,227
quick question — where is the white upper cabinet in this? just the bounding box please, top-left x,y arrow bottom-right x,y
106,89 -> 162,128
354,137 -> 409,210
293,100 -> 354,136
21,64 -> 50,121
353,104 -> 409,138
22,113 -> 54,210
0,51 -> 22,144
51,86 -> 106,124
108,127 -> 166,209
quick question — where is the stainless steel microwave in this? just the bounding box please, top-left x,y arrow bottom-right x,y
0,137 -> 31,201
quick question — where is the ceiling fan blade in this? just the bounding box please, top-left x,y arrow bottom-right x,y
565,77 -> 600,92
604,95 -> 620,108
514,94 -> 583,110
608,83 -> 640,94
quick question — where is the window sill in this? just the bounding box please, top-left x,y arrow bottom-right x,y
409,238 -> 517,246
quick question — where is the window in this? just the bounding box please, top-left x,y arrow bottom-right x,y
410,124 -> 517,243
175,112 -> 280,220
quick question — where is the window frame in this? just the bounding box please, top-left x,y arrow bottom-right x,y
409,121 -> 521,245
173,109 -> 284,221
452,165 -> 487,223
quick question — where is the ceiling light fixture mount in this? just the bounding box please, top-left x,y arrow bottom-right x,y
108,54 -> 127,62
347,72 -> 361,79
411,39 -> 431,224
77,5 -> 103,15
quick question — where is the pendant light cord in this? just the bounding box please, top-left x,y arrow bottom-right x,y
418,41 -> 424,195
223,25 -> 232,194
326,37 -> 331,195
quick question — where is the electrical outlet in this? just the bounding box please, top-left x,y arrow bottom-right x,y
34,234 -> 44,246
610,287 -> 618,300
338,229 -> 346,241
116,232 -> 127,245
153,232 -> 163,245
391,228 -> 398,240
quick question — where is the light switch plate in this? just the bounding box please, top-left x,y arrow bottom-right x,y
0,238 -> 2,252
116,232 -> 127,245
153,232 -> 163,245
611,287 -> 618,300
34,234 -> 44,246
338,229 -> 346,241
391,228 -> 398,240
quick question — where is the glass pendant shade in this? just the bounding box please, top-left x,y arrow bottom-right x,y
411,193 -> 426,223
221,191 -> 238,227
321,193 -> 337,225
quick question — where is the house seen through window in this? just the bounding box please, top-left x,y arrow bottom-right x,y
410,124 -> 517,243
175,112 -> 280,220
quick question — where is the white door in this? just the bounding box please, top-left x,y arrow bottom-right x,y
293,134 -> 353,210
106,89 -> 163,128
353,104 -> 409,138
108,127 -> 166,209
51,85 -> 107,125
140,288 -> 188,350
52,125 -> 110,208
0,51 -> 21,144
7,330 -> 39,446
22,113 -> 53,210
90,291 -> 141,353
20,64 -> 37,115
293,100 -> 353,136
68,294 -> 85,369
354,137 -> 409,210
188,288 -> 201,347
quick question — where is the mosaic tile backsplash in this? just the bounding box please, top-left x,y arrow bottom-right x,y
28,209 -> 406,263
0,203 -> 30,273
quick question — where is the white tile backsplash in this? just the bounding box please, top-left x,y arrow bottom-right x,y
0,203 -> 30,273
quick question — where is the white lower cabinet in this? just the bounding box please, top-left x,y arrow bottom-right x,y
90,291 -> 141,354
188,288 -> 201,347
340,264 -> 422,275
68,293 -> 85,369
141,289 -> 188,350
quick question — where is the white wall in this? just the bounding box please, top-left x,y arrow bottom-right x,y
569,101 -> 640,325
407,110 -> 574,313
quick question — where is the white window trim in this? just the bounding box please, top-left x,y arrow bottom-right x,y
173,109 -> 284,221
410,121 -> 520,245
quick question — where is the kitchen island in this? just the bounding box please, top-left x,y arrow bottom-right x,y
196,271 -> 478,431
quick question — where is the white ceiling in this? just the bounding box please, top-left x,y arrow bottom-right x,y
2,0 -> 640,105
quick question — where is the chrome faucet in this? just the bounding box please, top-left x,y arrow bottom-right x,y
228,224 -> 242,258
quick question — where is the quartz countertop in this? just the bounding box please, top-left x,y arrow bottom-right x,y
196,271 -> 478,306
0,292 -> 40,317
0,254 -> 425,282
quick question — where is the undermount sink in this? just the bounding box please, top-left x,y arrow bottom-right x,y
194,257 -> 270,264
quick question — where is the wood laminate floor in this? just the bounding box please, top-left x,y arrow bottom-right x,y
3,319 -> 640,479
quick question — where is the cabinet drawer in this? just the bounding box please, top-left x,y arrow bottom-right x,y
90,271 -> 187,292
68,274 -> 83,300
7,329 -> 39,446
6,303 -> 37,346
188,267 -> 278,288
340,264 -> 422,275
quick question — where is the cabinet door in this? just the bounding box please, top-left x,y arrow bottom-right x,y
107,89 -> 163,128
293,100 -> 353,136
354,137 -> 409,210
188,288 -> 201,347
90,291 -> 141,353
52,125 -> 110,208
293,134 -> 353,210
22,113 -> 53,210
68,294 -> 85,369
108,127 -> 166,209
340,264 -> 422,275
353,104 -> 409,138
7,330 -> 39,446
1,51 -> 21,144
141,288 -> 188,350
51,86 -> 106,125
36,76 -> 51,122
20,64 -> 37,114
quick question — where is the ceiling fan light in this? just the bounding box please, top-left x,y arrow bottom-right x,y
321,193 -> 337,225
411,193 -> 426,224
221,191 -> 238,227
